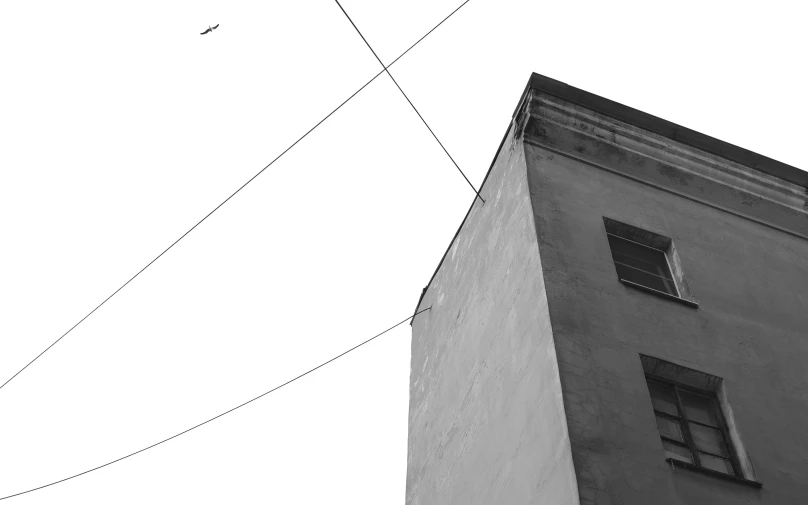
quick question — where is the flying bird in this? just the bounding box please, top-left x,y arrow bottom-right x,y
201,24 -> 219,35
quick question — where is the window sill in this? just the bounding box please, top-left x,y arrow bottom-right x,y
619,279 -> 699,308
666,458 -> 762,488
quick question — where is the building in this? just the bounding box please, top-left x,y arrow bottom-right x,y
406,73 -> 808,504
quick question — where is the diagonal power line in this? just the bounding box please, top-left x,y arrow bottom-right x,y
0,0 -> 473,393
334,0 -> 484,204
0,307 -> 431,501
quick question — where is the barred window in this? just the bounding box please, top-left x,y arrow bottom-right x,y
607,234 -> 678,296
602,218 -> 698,307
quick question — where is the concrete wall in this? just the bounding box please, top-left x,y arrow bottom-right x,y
406,124 -> 579,505
523,92 -> 808,504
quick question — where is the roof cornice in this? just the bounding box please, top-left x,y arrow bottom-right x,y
516,73 -> 808,189
519,89 -> 808,238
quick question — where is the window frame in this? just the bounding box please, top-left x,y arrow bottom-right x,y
646,373 -> 742,477
601,217 -> 699,308
606,232 -> 680,297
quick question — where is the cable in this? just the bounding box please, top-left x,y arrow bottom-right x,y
334,0 -> 484,204
0,0 -> 473,393
0,307 -> 431,501
0,71 -> 383,394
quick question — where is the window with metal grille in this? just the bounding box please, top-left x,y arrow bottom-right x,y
607,233 -> 678,296
646,376 -> 740,476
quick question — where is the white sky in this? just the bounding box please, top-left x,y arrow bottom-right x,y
1,0 -> 805,503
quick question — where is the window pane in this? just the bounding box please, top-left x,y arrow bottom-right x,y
611,252 -> 671,278
698,453 -> 735,475
662,440 -> 692,464
655,415 -> 684,442
689,423 -> 728,456
680,391 -> 719,426
607,235 -> 672,278
647,381 -> 679,416
614,263 -> 678,295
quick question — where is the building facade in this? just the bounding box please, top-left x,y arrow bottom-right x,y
406,74 -> 808,504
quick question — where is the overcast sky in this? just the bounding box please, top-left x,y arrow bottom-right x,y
1,0 -> 806,503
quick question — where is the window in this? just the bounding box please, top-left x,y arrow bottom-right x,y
603,217 -> 698,306
646,376 -> 739,476
641,355 -> 759,486
607,234 -> 677,296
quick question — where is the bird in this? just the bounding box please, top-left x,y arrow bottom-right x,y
201,24 -> 219,35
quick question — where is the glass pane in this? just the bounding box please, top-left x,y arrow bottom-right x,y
647,381 -> 679,417
662,440 -> 692,464
608,235 -> 673,278
614,263 -> 678,295
689,423 -> 728,456
655,415 -> 684,442
698,452 -> 735,475
680,391 -> 719,426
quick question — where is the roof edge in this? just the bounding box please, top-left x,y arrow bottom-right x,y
517,73 -> 807,189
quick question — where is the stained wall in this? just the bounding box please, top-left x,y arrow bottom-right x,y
523,92 -> 808,504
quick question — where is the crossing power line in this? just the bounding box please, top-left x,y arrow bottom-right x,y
0,0 -> 473,394
334,0 -> 484,204
0,307 -> 430,501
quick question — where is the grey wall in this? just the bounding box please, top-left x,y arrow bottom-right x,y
407,125 -> 579,505
524,110 -> 808,504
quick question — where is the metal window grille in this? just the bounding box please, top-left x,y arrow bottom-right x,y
607,233 -> 678,296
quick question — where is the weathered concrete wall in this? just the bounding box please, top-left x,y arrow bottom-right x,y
523,91 -> 808,504
407,124 -> 579,504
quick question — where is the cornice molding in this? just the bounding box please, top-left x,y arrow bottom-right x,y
517,73 -> 808,188
518,91 -> 808,238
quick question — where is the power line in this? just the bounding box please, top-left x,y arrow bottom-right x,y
334,0 -> 484,204
0,307 -> 431,501
0,0 -> 473,393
